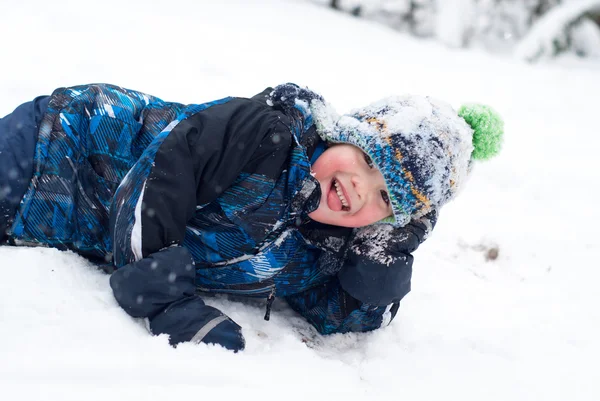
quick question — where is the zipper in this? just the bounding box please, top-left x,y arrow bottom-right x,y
264,287 -> 276,321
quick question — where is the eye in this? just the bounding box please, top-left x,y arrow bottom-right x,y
364,153 -> 374,169
380,190 -> 390,205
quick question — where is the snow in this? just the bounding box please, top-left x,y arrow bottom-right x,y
1,0 -> 599,400
350,224 -> 410,266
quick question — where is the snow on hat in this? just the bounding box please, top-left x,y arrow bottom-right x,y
311,95 -> 504,226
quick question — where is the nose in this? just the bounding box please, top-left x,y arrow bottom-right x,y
350,175 -> 363,200
351,168 -> 383,200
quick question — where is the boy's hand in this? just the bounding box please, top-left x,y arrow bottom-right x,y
110,246 -> 245,351
338,210 -> 437,306
348,209 -> 437,265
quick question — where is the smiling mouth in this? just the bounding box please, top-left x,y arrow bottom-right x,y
332,178 -> 350,211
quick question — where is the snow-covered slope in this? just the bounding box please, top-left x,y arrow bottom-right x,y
1,0 -> 598,400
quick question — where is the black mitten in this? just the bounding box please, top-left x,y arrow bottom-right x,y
338,210 -> 438,306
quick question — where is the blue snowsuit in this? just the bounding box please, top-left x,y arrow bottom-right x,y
0,84 -> 429,351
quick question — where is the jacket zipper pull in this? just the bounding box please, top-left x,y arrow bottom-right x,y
264,290 -> 276,321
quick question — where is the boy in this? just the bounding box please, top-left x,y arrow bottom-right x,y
0,83 -> 503,351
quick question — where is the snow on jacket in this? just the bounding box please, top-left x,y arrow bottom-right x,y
4,83 -> 424,342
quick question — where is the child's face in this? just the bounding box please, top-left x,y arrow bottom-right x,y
308,144 -> 393,228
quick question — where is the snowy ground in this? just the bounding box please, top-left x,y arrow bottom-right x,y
1,0 -> 599,400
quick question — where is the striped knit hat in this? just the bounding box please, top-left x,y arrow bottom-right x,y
311,94 -> 504,227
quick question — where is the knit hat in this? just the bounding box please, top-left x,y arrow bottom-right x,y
267,84 -> 504,227
311,94 -> 504,226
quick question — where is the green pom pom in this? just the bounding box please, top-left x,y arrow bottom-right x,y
458,104 -> 504,161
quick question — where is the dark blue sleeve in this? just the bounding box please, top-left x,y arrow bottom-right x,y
285,250 -> 409,335
287,212 -> 437,335
285,278 -> 400,335
109,246 -> 244,351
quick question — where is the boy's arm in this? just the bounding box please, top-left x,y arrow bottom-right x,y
286,211 -> 436,335
285,277 -> 401,335
108,91 -> 291,348
110,94 -> 291,266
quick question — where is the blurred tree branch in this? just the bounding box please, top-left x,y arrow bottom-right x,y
315,0 -> 600,60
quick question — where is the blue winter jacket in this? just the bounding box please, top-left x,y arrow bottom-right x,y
1,84 -> 427,349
